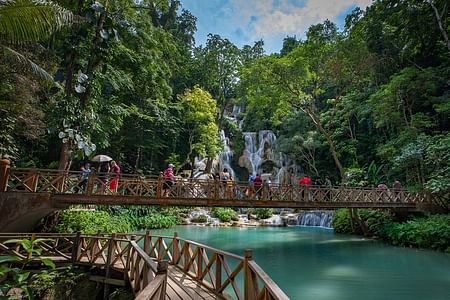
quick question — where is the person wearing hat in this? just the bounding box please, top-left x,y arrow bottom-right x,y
163,164 -> 175,196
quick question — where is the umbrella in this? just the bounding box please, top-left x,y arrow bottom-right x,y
91,154 -> 113,162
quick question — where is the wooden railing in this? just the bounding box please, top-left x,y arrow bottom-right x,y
0,232 -> 289,300
0,233 -> 167,300
137,232 -> 289,300
2,168 -> 430,206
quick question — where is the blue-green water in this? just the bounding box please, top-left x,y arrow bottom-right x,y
150,226 -> 450,300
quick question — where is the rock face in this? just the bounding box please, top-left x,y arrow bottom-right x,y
239,130 -> 300,183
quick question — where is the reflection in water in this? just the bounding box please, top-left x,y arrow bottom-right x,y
150,226 -> 450,300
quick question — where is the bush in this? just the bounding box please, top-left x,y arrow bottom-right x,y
54,210 -> 131,234
191,214 -> 208,223
255,208 -> 273,219
212,208 -> 238,222
140,215 -> 177,229
332,209 -> 353,233
332,209 -> 393,236
383,214 -> 450,252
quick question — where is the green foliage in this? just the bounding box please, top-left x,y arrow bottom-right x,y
30,267 -> 88,298
212,208 -> 238,222
53,210 -> 131,234
384,215 -> 450,252
332,209 -> 354,233
333,209 -> 450,252
191,214 -> 208,223
0,236 -> 58,298
333,209 -> 393,236
255,208 -> 273,220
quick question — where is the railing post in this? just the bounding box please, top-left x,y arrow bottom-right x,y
156,261 -> 168,300
172,232 -> 179,265
197,247 -> 203,280
244,249 -> 256,300
103,233 -> 116,300
215,253 -> 222,293
86,173 -> 95,196
156,175 -> 162,198
71,232 -> 81,263
0,158 -> 10,192
144,231 -> 150,254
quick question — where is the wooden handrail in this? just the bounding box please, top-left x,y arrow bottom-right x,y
0,232 -> 290,299
3,168 -> 430,207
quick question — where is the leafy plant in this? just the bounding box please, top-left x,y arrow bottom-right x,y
255,208 -> 273,220
191,214 -> 208,223
0,236 -> 56,298
212,208 -> 238,222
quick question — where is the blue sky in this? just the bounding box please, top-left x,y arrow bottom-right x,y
180,0 -> 373,53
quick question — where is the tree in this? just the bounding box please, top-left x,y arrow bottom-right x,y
178,86 -> 221,174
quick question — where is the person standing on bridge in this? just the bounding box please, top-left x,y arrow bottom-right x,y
299,175 -> 311,201
253,174 -> 263,199
163,164 -> 175,197
109,161 -> 121,193
76,162 -> 92,193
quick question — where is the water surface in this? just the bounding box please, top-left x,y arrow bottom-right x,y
150,226 -> 450,300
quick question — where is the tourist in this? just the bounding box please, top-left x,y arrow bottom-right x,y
163,164 -> 175,197
98,161 -> 110,193
393,180 -> 402,190
109,160 -> 121,193
76,162 -> 91,193
246,174 -> 255,198
219,168 -> 231,197
299,175 -> 311,200
254,174 -> 263,199
393,180 -> 403,202
377,183 -> 388,190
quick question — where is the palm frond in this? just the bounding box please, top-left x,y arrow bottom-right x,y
0,0 -> 73,44
2,45 -> 52,81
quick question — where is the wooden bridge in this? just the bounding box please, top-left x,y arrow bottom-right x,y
0,232 -> 289,300
0,166 -> 434,210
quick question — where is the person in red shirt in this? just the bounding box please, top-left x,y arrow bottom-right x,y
299,175 -> 311,200
299,175 -> 311,186
253,174 -> 263,199
109,161 -> 121,193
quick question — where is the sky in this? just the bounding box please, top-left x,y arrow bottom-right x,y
180,0 -> 373,53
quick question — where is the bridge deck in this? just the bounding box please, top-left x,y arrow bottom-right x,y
3,168 -> 433,210
167,266 -> 223,300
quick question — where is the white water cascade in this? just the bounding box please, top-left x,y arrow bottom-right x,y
218,130 -> 236,179
242,130 -> 277,176
294,211 -> 334,228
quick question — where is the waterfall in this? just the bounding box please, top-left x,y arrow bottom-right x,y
219,130 -> 235,179
242,130 -> 277,176
294,211 -> 334,228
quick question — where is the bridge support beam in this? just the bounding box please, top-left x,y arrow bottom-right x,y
0,192 -> 66,232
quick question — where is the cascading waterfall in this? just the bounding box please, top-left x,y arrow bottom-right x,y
242,130 -> 277,176
218,130 -> 236,179
295,211 -> 334,228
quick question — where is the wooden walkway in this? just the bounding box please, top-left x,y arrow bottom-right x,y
167,266 -> 223,300
1,167 -> 438,210
0,233 -> 289,300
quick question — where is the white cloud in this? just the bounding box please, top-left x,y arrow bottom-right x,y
226,0 -> 373,40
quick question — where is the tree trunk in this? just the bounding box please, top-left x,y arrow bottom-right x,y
428,0 -> 450,51
305,108 -> 346,180
205,157 -> 213,174
58,142 -> 72,171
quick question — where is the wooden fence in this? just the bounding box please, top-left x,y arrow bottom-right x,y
0,232 -> 289,300
2,168 -> 430,206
